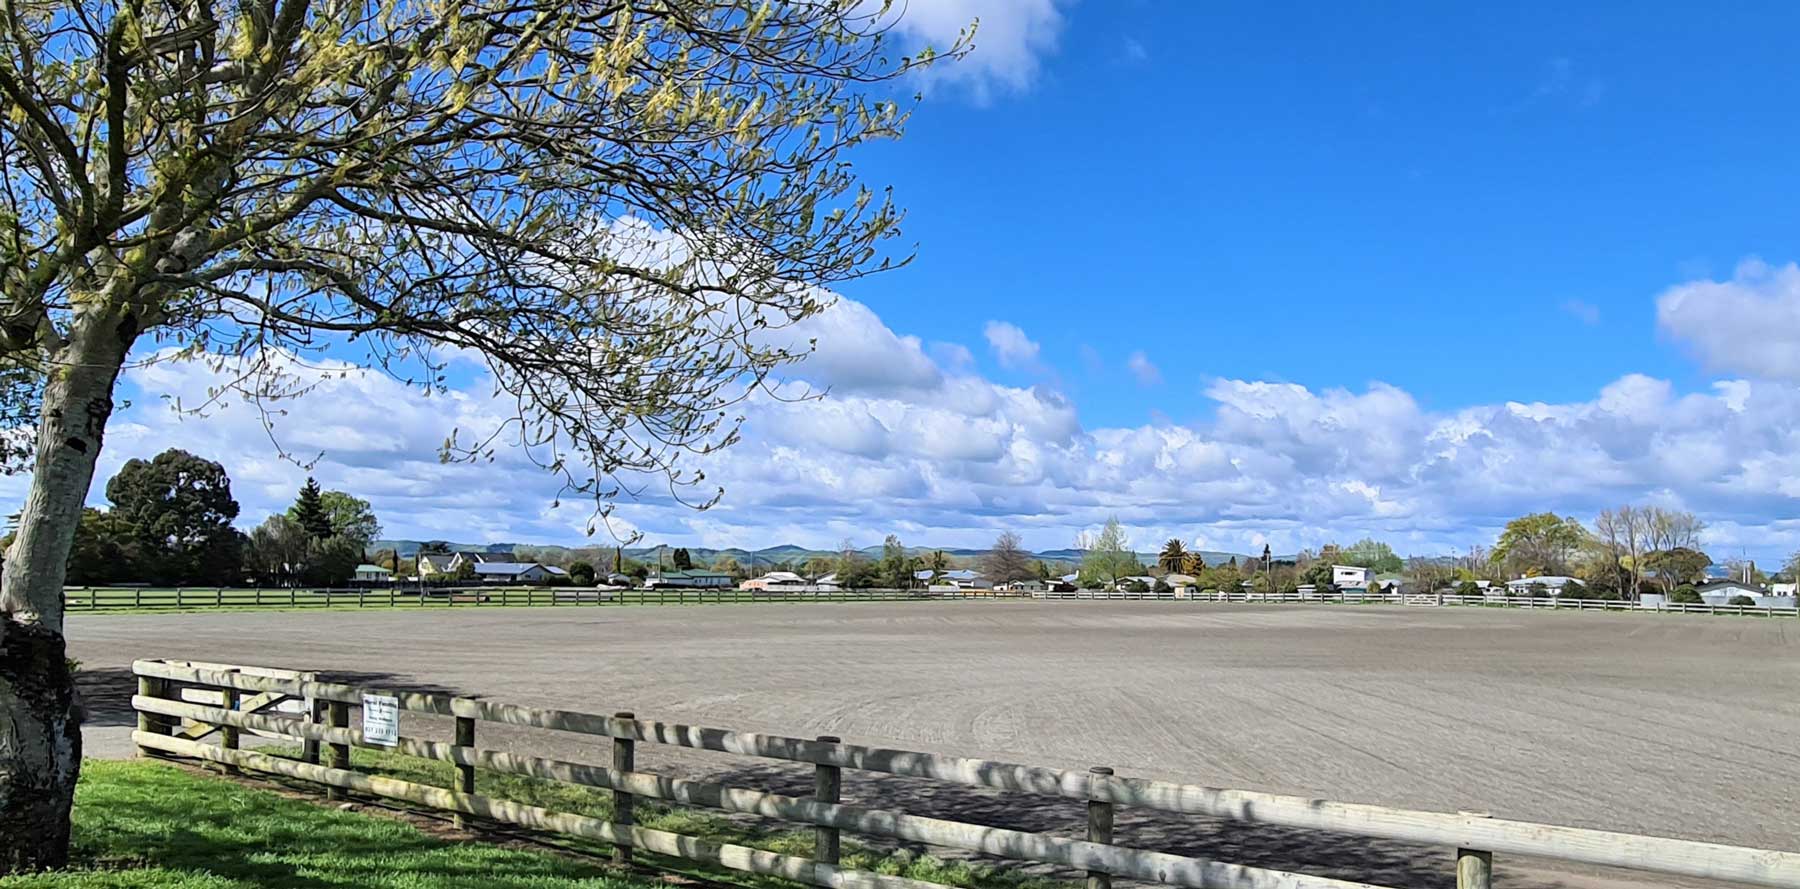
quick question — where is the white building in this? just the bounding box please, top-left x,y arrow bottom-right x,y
353,564 -> 393,583
1503,575 -> 1583,595
1331,565 -> 1371,588
473,562 -> 568,584
740,571 -> 807,591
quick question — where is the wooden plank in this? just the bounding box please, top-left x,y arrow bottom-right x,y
132,732 -> 959,889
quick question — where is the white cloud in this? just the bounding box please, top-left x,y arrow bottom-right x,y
1126,351 -> 1161,386
19,285 -> 1800,563
1657,259 -> 1800,381
983,320 -> 1042,370
879,0 -> 1068,98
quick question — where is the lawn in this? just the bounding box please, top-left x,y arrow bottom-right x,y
0,757 -> 1062,889
0,760 -> 637,888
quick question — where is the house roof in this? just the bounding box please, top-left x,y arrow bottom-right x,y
474,562 -> 548,575
1697,580 -> 1765,593
354,564 -> 391,574
652,569 -> 733,579
757,571 -> 805,583
1505,575 -> 1580,587
943,569 -> 981,580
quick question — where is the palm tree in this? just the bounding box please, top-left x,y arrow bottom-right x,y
926,550 -> 949,583
1159,539 -> 1189,573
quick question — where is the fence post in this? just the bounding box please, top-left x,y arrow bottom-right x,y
612,711 -> 636,866
134,672 -> 169,757
453,713 -> 476,829
1087,766 -> 1115,889
326,700 -> 350,800
301,671 -> 323,765
221,669 -> 241,775
1457,848 -> 1492,889
814,735 -> 842,864
1457,811 -> 1492,889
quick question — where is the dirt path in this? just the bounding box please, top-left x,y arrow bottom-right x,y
68,601 -> 1800,888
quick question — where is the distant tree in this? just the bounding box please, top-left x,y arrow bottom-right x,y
369,549 -> 399,574
1455,580 -> 1484,597
246,516 -> 310,586
1405,556 -> 1455,593
318,492 -> 381,545
303,536 -> 365,587
1644,547 -> 1712,595
711,554 -> 744,579
985,532 -> 1035,585
452,559 -> 480,583
420,541 -> 453,556
568,561 -> 597,587
671,548 -> 694,571
1300,560 -> 1333,587
879,535 -> 911,588
1078,518 -> 1138,588
1670,585 -> 1703,605
288,478 -> 334,541
805,556 -> 839,580
106,449 -> 243,585
1158,539 -> 1189,574
1727,594 -> 1757,606
1341,538 -> 1404,574
63,509 -> 134,586
1492,513 -> 1589,577
837,560 -> 880,590
926,550 -> 950,583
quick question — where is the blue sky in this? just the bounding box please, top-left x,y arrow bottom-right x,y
847,2 -> 1798,426
17,1 -> 1800,563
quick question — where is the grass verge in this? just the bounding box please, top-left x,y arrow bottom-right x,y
0,759 -> 632,888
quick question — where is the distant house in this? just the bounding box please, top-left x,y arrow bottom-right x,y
417,551 -> 490,577
353,564 -> 393,583
1693,580 -> 1795,607
995,579 -> 1047,592
473,562 -> 567,584
814,573 -> 842,591
645,569 -> 734,589
1331,565 -> 1371,589
1771,582 -> 1797,596
940,569 -> 990,590
1161,572 -> 1198,590
740,571 -> 807,591
1503,575 -> 1583,596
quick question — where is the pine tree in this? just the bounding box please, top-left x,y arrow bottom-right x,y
290,478 -> 333,541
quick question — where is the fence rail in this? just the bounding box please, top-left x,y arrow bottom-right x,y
66,585 -> 1799,619
131,658 -> 1799,889
64,586 -> 1032,611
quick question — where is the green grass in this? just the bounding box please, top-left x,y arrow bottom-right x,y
0,760 -> 636,888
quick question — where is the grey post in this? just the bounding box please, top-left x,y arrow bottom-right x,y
453,714 -> 477,829
612,711 -> 636,866
1087,767 -> 1115,889
327,700 -> 350,800
814,735 -> 842,864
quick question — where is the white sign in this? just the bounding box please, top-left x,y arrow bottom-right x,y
361,694 -> 400,747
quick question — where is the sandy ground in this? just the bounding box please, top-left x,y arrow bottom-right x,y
68,601 -> 1800,889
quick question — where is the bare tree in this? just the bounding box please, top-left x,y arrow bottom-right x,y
0,0 -> 961,869
984,531 -> 1035,585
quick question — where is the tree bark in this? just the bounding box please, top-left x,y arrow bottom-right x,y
0,304 -> 138,874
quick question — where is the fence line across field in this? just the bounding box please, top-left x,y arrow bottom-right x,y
131,658 -> 1800,889
67,584 -> 1800,618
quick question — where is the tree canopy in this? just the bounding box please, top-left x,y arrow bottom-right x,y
1078,518 -> 1138,587
984,531 -> 1034,585
1491,513 -> 1588,577
104,449 -> 243,584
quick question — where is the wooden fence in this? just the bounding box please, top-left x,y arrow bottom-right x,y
130,658 -> 1799,889
65,586 -> 1032,611
1034,589 -> 1800,618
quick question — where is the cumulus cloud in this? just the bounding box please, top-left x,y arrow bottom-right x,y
19,285 -> 1800,561
983,320 -> 1042,369
1126,351 -> 1162,386
878,0 -> 1067,98
1657,259 -> 1800,381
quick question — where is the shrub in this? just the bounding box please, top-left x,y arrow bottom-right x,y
1455,580 -> 1483,597
1670,585 -> 1703,604
1123,579 -> 1151,594
1727,594 -> 1757,606
1577,585 -> 1621,602
1152,578 -> 1172,594
567,560 -> 596,586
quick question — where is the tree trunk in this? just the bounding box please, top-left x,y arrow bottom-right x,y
0,305 -> 139,874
